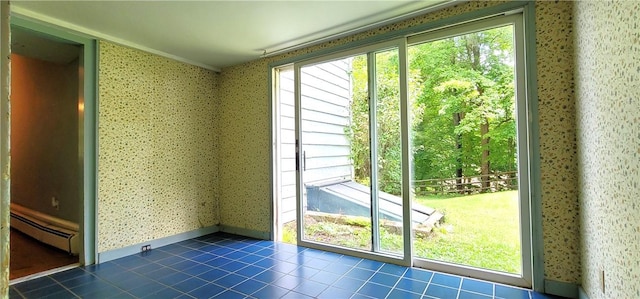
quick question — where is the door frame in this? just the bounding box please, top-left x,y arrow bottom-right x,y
269,1 -> 543,291
9,14 -> 98,267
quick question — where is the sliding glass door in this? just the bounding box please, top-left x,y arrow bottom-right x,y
276,12 -> 533,288
295,41 -> 408,260
407,15 -> 531,287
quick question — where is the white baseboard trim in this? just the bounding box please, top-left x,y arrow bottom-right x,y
545,279 -> 579,299
578,286 -> 590,299
219,225 -> 270,240
97,225 -> 219,263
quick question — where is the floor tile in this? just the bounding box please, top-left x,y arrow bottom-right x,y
236,264 -> 265,278
357,282 -> 392,298
292,280 -> 328,297
289,266 -> 320,279
237,253 -> 264,264
154,271 -> 191,286
318,286 -> 356,299
272,274 -> 305,290
183,263 -> 215,276
142,287 -> 183,299
430,273 -> 462,288
156,255 -> 186,267
9,287 -> 22,299
56,273 -> 101,289
252,284 -> 290,299
39,289 -> 79,299
220,261 -> 249,272
271,261 -> 299,274
21,283 -> 66,299
212,289 -> 245,299
298,257 -> 330,270
198,268 -> 231,281
172,277 -> 210,293
108,274 -> 154,291
132,262 -> 165,275
323,262 -> 353,275
458,290 -> 492,299
355,259 -> 384,271
127,281 -> 167,298
281,291 -> 314,299
68,280 -> 113,297
369,272 -> 400,287
253,269 -> 285,283
14,276 -> 57,294
332,276 -> 366,292
205,256 -> 233,268
170,259 -> 200,271
495,284 -> 530,299
403,268 -> 433,281
344,267 -> 375,281
48,268 -> 86,283
213,273 -> 245,288
224,250 -> 248,260
190,252 -> 216,264
72,282 -> 122,298
337,255 -> 362,266
309,271 -> 341,285
271,251 -> 297,262
234,279 -> 267,295
388,288 -> 422,299
378,263 -> 407,276
461,278 -> 493,296
425,284 -> 459,298
188,283 -> 225,298
10,233 -> 557,299
395,277 -> 428,294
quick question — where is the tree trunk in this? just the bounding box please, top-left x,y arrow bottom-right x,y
481,119 -> 490,192
454,112 -> 464,194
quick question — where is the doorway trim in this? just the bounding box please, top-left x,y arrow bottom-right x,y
9,15 -> 98,266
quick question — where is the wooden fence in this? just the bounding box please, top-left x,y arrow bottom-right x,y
412,171 -> 518,196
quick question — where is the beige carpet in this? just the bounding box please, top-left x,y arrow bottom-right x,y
10,228 -> 78,280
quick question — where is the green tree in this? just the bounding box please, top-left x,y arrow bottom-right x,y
411,26 -> 516,193
347,25 -> 516,195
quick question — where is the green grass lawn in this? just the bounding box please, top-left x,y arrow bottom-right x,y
414,190 -> 522,274
283,190 -> 522,274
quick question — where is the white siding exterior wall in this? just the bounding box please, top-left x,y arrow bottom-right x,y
278,59 -> 353,224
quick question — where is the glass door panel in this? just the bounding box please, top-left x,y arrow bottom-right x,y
372,49 -> 404,255
296,45 -> 405,257
298,55 -> 372,251
408,23 -> 524,275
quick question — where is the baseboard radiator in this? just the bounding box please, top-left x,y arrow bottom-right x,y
10,203 -> 80,255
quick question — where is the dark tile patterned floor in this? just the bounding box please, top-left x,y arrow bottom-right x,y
10,233 -> 563,298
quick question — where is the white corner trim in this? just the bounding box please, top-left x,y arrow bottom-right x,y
545,279 -> 579,299
578,286 -> 590,299
10,6 -> 222,72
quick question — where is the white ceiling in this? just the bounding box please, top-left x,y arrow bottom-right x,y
11,0 -> 455,71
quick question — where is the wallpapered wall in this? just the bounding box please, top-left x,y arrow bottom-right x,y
98,42 -> 220,252
574,1 -> 640,299
219,1 -> 580,284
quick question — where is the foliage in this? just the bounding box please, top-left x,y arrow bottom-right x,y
346,25 -> 518,194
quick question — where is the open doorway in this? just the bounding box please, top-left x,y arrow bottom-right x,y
9,26 -> 82,281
